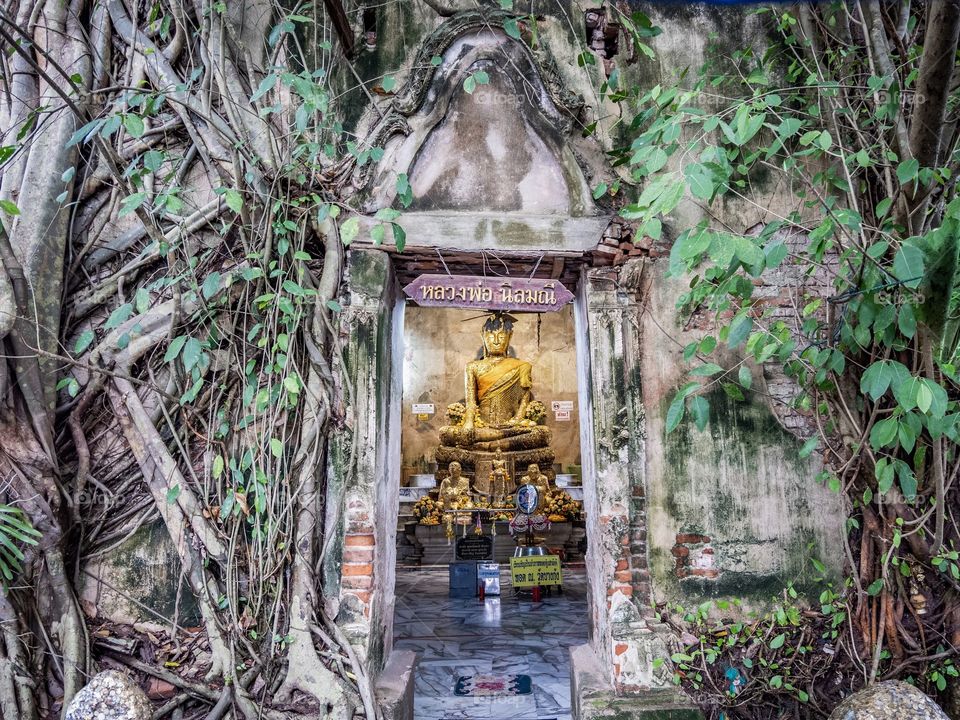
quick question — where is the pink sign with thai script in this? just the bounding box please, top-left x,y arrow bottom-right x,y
403,274 -> 573,312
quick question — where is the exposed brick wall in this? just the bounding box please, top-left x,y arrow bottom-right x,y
341,530 -> 375,618
671,532 -> 718,580
629,481 -> 654,616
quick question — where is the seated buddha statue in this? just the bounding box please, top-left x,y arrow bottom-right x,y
519,463 -> 551,513
438,461 -> 473,512
435,312 -> 555,485
439,313 -> 551,452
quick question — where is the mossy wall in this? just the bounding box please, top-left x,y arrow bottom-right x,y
642,264 -> 845,611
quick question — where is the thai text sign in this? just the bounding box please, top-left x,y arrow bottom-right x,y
456,535 -> 494,561
509,555 -> 562,587
403,274 -> 573,312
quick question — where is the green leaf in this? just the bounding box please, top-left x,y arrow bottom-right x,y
119,192 -> 147,217
104,303 -> 133,330
392,223 -> 407,252
869,417 -> 898,449
464,75 -> 476,94
691,363 -> 724,377
0,199 -> 20,216
164,335 -> 187,363
592,182 -> 608,200
381,75 -> 396,92
123,114 -> 145,138
733,235 -> 764,269
893,375 -> 922,412
866,579 -> 884,596
898,303 -> 917,338
769,633 -> 786,649
899,471 -> 917,501
876,459 -> 895,494
919,378 -> 948,418
666,394 -> 686,433
224,189 -> 243,214
250,74 -> 276,102
212,454 -> 224,479
689,396 -> 709,431
896,158 -> 919,185
727,313 -> 753,349
722,382 -> 744,401
340,216 -> 359,245
893,243 -> 924,288
74,330 -> 95,354
504,18 -> 521,39
684,163 -> 714,201
738,365 -> 752,389
375,208 -> 401,222
666,382 -> 699,433
799,436 -> 818,459
134,287 -> 150,314
202,271 -> 221,300
776,118 -> 802,138
762,241 -> 787,269
473,71 -> 489,85
182,337 -> 203,372
166,484 -> 181,504
270,438 -> 283,458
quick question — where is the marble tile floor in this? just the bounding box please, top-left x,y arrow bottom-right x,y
393,568 -> 589,720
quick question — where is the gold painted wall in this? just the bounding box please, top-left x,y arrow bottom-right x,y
401,305 -> 581,481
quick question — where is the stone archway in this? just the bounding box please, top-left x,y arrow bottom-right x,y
319,9 -> 698,718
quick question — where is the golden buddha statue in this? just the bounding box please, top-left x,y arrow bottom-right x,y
519,463 -> 551,513
435,313 -> 555,482
440,313 -> 551,451
438,461 -> 473,512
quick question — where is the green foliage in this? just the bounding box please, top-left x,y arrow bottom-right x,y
611,1 -> 960,701
0,505 -> 41,585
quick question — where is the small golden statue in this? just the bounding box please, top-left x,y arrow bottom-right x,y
490,449 -> 511,507
438,461 -> 473,512
519,463 -> 551,513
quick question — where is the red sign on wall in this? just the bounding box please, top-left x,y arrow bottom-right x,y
403,274 -> 573,313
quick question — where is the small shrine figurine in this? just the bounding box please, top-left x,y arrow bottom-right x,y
490,449 -> 511,507
439,461 -> 473,513
519,463 -> 550,513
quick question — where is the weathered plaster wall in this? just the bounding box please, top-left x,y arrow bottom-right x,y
324,249 -> 402,672
400,305 -> 581,475
80,520 -> 199,629
641,261 -> 845,607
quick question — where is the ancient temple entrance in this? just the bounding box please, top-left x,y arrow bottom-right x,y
391,291 -> 590,718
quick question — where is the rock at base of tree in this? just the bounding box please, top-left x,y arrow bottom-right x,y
829,680 -> 948,720
65,670 -> 152,720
